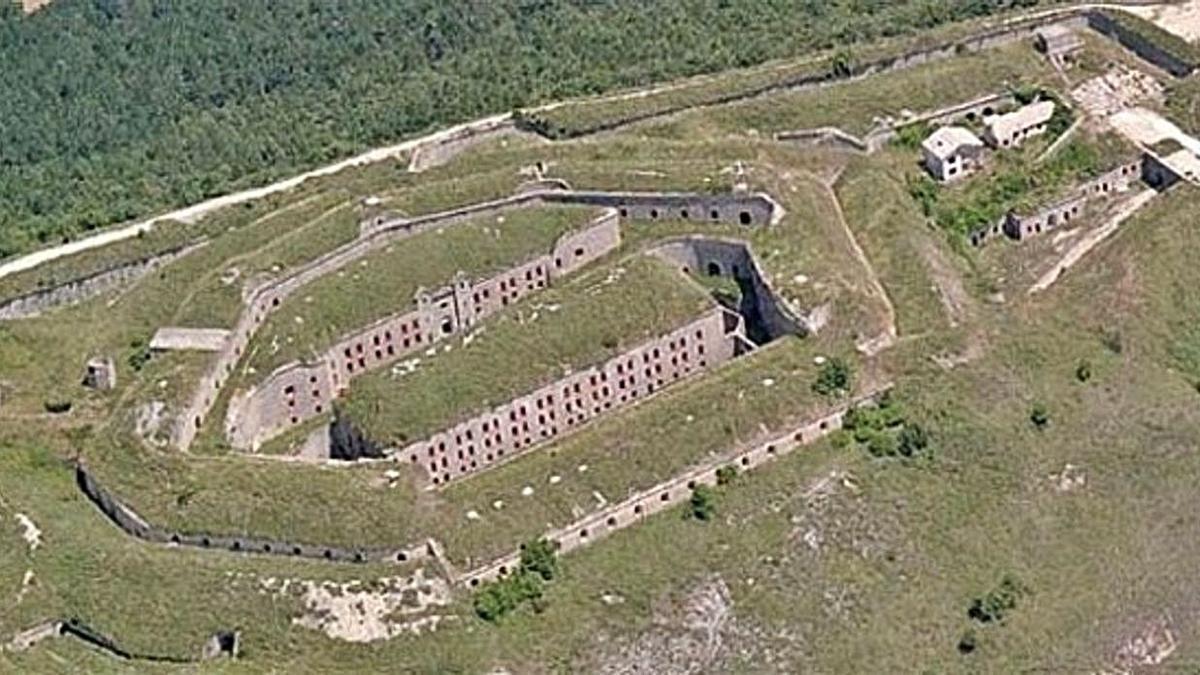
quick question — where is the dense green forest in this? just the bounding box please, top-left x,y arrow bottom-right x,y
0,0 -> 1045,257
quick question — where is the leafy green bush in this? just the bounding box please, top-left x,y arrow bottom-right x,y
690,485 -> 716,521
891,121 -> 932,150
43,400 -> 72,414
1075,361 -> 1092,383
906,174 -> 940,218
519,538 -> 560,582
1029,403 -> 1049,429
474,571 -> 544,622
957,628 -> 979,654
474,537 -> 560,622
897,423 -> 929,457
127,339 -> 152,372
813,358 -> 852,397
967,574 -> 1027,624
715,465 -> 738,486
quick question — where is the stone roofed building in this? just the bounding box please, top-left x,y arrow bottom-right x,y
921,126 -> 985,182
1035,24 -> 1084,66
983,100 -> 1056,148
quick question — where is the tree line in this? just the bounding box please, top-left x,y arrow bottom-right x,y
0,0 -> 1044,257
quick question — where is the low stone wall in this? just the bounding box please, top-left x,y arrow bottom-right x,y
774,127 -> 870,153
391,307 -> 741,486
75,463 -> 433,565
407,120 -> 523,172
224,210 -> 621,451
0,242 -> 202,320
459,385 -> 891,588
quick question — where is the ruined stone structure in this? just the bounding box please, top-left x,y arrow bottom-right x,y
922,126 -> 986,182
1035,24 -> 1085,67
392,306 -> 743,486
969,157 -> 1144,246
650,236 -> 805,342
1004,159 -> 1143,240
982,100 -> 1056,148
173,187 -> 780,452
460,385 -> 892,588
83,357 -> 116,390
224,210 -> 621,451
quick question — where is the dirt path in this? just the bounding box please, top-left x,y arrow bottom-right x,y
0,114 -> 511,282
0,1 -> 1172,284
818,182 -> 898,348
1029,187 -> 1157,294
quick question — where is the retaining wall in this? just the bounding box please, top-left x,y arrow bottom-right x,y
459,385 -> 891,588
650,236 -> 803,341
774,127 -> 870,152
1086,11 -> 1197,77
0,243 -> 202,320
391,307 -> 741,486
174,188 -> 779,451
75,463 -> 434,565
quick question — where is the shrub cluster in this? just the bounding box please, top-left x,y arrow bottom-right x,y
842,393 -> 930,459
473,538 -> 560,622
812,358 -> 853,397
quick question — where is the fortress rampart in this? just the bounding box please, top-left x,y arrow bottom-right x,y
172,187 -> 781,451
391,306 -> 742,486
0,242 -> 203,320
459,384 -> 891,588
225,210 -> 621,451
75,463 -> 435,565
650,236 -> 804,341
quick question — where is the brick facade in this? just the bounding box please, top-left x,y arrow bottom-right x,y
395,307 -> 742,486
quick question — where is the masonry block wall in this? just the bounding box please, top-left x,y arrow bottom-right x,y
176,189 -> 778,451
75,463 -> 434,565
395,307 -> 741,486
225,211 -> 620,451
460,387 -> 891,588
1004,159 -> 1143,240
970,157 -> 1145,246
0,242 -> 201,321
544,191 -> 779,227
651,236 -> 802,341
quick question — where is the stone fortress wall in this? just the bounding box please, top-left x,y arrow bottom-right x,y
225,210 -> 621,451
460,384 -> 892,588
172,186 -> 781,451
393,306 -> 742,486
650,236 -> 804,341
75,385 -> 889,578
74,462 -> 438,565
0,241 -> 204,320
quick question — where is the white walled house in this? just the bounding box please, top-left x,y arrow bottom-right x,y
921,126 -> 986,182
